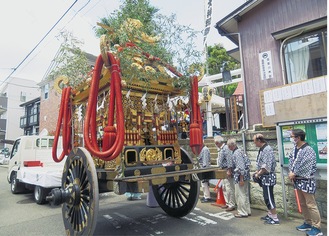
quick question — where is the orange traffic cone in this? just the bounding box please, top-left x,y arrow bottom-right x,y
211,180 -> 226,207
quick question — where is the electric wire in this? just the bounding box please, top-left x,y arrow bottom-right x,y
84,0 -> 103,16
41,0 -> 93,80
3,81 -> 39,89
5,0 -> 101,85
0,0 -> 78,87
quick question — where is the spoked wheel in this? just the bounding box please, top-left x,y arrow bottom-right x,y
61,147 -> 99,236
152,179 -> 199,217
152,148 -> 200,217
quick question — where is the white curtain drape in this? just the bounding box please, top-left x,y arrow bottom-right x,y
285,42 -> 310,83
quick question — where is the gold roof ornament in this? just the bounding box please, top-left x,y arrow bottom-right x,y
188,63 -> 204,82
54,76 -> 69,94
121,18 -> 160,44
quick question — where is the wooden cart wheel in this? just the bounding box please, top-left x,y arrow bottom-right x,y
61,147 -> 99,236
152,148 -> 199,217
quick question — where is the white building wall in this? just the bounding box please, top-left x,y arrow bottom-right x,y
0,77 -> 39,141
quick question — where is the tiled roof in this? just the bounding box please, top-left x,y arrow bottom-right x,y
233,81 -> 243,95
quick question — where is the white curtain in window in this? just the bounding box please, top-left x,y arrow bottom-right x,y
286,42 -> 310,83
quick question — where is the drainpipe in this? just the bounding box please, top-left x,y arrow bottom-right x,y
220,32 -> 248,130
241,129 -> 246,154
237,32 -> 249,131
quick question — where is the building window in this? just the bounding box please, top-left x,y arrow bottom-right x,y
44,84 -> 49,100
20,92 -> 26,102
284,28 -> 327,84
20,117 -> 27,127
32,103 -> 39,114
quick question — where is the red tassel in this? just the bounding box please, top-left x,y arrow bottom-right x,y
190,123 -> 202,155
189,75 -> 203,155
102,126 -> 117,151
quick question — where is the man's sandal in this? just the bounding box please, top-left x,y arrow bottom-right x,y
234,214 -> 248,218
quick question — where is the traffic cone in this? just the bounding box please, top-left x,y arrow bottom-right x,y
211,180 -> 226,207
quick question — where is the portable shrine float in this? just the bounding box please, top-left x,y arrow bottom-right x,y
47,19 -> 226,235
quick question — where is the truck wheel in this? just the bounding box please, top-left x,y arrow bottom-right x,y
34,186 -> 49,204
11,172 -> 25,194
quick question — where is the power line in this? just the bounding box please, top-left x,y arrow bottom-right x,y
84,0 -> 103,16
0,0 -> 78,87
2,82 -> 39,89
42,0 -> 93,81
69,0 -> 91,23
11,0 -> 90,82
56,0 -> 92,31
41,45 -> 63,81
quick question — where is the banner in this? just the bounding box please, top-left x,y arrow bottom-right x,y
203,0 -> 213,47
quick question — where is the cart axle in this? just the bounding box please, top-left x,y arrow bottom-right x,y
46,185 -> 80,206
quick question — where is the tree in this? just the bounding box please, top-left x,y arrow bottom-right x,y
95,0 -> 202,90
45,30 -> 92,87
46,0 -> 203,90
206,44 -> 239,97
95,0 -> 159,44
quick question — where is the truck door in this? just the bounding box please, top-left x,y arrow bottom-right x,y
10,139 -> 20,162
7,138 -> 21,181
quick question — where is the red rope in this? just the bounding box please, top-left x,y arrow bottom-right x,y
52,42 -> 185,161
83,53 -> 125,161
124,42 -> 183,78
52,87 -> 72,162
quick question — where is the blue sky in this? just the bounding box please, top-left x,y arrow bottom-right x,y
0,0 -> 245,82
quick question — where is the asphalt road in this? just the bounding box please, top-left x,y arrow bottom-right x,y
0,165 -> 326,236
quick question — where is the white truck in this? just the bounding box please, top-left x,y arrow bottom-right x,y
7,135 -> 64,204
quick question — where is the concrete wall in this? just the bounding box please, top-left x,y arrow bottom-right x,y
179,130 -> 327,221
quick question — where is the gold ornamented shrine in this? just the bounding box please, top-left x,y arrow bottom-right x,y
48,19 -> 226,236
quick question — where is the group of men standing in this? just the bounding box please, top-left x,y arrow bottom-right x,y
214,136 -> 252,219
197,129 -> 323,236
